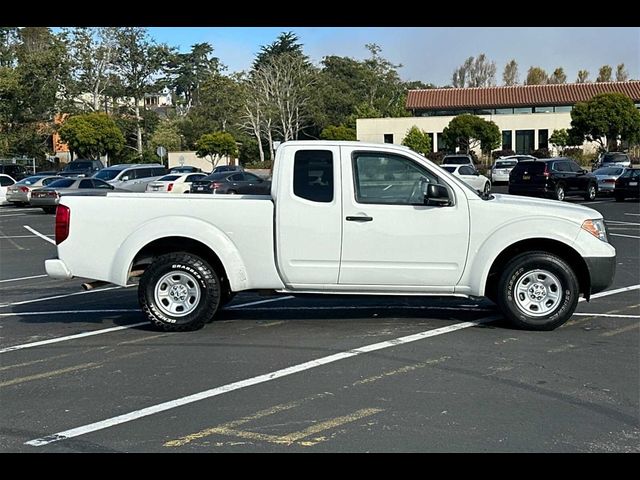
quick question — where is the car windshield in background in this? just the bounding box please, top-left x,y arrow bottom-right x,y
443,157 -> 471,164
93,169 -> 120,181
46,179 -> 76,188
594,167 -> 624,175
442,166 -> 456,173
496,160 -> 518,168
158,175 -> 181,182
65,162 -> 93,170
602,153 -> 628,163
17,176 -> 45,185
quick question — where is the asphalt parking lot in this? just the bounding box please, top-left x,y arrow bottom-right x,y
1,187 -> 639,452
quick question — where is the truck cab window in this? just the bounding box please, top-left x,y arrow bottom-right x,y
352,152 -> 440,205
293,150 -> 334,203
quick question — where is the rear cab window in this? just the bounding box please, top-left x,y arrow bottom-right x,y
293,150 -> 334,203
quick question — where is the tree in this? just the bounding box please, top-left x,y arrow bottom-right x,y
548,67 -> 567,84
525,67 -> 548,85
149,121 -> 183,153
616,63 -> 629,82
320,125 -> 356,141
570,92 -> 640,151
401,126 -> 431,156
252,31 -> 307,71
576,70 -> 590,83
441,114 -> 500,157
58,113 -> 124,160
195,131 -> 239,168
549,129 -> 569,154
502,59 -> 519,86
596,65 -> 612,82
112,27 -> 169,155
452,54 -> 496,88
61,27 -> 118,112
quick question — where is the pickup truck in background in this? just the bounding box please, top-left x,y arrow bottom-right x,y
46,141 -> 616,331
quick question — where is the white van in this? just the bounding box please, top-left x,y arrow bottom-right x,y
93,164 -> 167,192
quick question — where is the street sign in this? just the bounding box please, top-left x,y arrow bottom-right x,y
156,146 -> 167,159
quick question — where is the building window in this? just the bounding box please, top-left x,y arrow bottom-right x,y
538,129 -> 549,150
383,134 -> 394,144
494,108 -> 514,115
427,133 -> 434,153
554,106 -> 572,113
502,131 -> 512,150
534,106 -> 554,113
475,109 -> 493,115
515,130 -> 535,154
437,133 -> 448,153
514,107 -> 533,114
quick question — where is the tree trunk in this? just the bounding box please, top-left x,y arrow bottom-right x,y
135,101 -> 143,154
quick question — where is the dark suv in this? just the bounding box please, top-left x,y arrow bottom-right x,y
0,164 -> 30,180
59,159 -> 104,178
509,158 -> 598,201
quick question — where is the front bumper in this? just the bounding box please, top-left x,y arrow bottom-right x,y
45,258 -> 73,279
584,255 -> 616,296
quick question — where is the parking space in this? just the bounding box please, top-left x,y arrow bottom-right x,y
0,194 -> 638,452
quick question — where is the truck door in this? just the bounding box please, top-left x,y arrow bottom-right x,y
275,146 -> 342,287
338,147 -> 470,289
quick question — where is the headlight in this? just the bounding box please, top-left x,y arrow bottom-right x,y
582,219 -> 608,242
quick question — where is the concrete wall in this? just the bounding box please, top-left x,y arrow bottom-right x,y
356,112 -> 597,155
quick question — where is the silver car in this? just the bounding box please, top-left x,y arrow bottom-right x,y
592,166 -> 626,194
30,177 -> 119,213
5,175 -> 64,206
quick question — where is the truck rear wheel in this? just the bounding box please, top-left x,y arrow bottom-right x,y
139,252 -> 221,331
497,251 -> 578,331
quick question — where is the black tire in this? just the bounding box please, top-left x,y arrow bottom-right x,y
483,180 -> 491,195
42,206 -> 56,214
496,251 -> 579,331
584,183 -> 597,201
138,252 -> 221,331
554,183 -> 566,202
614,194 -> 625,202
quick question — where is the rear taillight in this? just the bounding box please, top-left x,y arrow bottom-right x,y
543,165 -> 550,178
19,186 -> 29,193
212,182 -> 222,190
55,205 -> 70,245
167,183 -> 174,192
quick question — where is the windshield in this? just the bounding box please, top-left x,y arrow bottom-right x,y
158,175 -> 181,182
441,166 -> 457,173
46,179 -> 76,188
495,160 -> 517,168
93,169 -> 120,181
602,153 -> 628,163
17,176 -> 45,185
443,156 -> 471,165
64,161 -> 93,171
594,167 -> 624,176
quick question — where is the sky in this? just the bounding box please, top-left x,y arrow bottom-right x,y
146,27 -> 640,86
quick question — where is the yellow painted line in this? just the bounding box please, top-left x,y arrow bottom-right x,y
352,357 -> 450,387
600,323 -> 640,337
274,408 -> 383,446
0,362 -> 102,388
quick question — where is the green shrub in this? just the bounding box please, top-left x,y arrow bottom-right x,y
244,160 -> 273,169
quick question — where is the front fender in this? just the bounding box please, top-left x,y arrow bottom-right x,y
109,215 -> 249,291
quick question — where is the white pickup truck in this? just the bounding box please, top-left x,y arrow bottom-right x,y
46,141 -> 616,331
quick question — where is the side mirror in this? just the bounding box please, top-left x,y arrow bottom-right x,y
424,184 -> 450,207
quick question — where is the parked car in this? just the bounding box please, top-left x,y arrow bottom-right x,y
169,166 -> 202,174
509,158 -> 598,201
592,166 -> 626,195
490,158 -> 518,184
30,177 -> 118,213
441,154 -> 474,167
0,164 -> 30,181
441,165 -> 491,195
93,164 -> 167,192
614,168 -> 640,202
594,152 -> 631,169
190,171 -> 271,195
0,174 -> 16,205
146,173 -> 208,194
212,165 -> 244,174
5,175 -> 65,206
59,159 -> 105,178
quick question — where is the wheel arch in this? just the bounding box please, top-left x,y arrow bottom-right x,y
484,238 -> 590,303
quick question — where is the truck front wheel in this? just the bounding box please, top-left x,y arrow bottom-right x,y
497,251 -> 579,331
139,252 -> 221,331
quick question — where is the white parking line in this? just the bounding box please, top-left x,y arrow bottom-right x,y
572,313 -> 640,319
0,308 -> 140,318
0,213 -> 27,218
579,284 -> 640,302
23,226 -> 55,245
25,315 -> 500,447
0,234 -> 54,239
0,285 -> 130,309
624,213 -> 640,216
225,296 -> 295,309
0,274 -> 48,284
605,220 -> 640,226
0,320 -> 148,354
